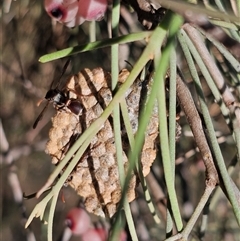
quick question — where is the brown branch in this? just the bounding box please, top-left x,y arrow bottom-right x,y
174,70 -> 219,185
173,70 -> 240,238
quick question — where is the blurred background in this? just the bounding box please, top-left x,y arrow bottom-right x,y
1,1 -> 240,241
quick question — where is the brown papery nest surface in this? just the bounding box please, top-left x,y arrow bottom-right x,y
46,68 -> 159,217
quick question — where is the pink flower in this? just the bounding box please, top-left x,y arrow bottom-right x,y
65,207 -> 91,235
77,0 -> 107,20
65,207 -> 127,240
81,227 -> 127,241
44,0 -> 108,27
81,228 -> 108,241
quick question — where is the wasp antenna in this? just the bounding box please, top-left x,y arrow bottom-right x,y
36,98 -> 44,107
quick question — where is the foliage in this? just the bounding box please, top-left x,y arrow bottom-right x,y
1,0 -> 240,241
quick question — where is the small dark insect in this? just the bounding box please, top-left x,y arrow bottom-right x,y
33,60 -> 83,129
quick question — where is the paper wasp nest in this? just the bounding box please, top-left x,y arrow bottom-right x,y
46,68 -> 159,217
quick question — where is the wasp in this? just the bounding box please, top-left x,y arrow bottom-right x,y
33,60 -> 83,129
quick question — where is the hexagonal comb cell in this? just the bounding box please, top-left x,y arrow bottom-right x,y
46,68 -> 159,217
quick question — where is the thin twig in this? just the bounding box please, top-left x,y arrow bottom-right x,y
3,0 -> 13,13
145,172 -> 168,223
181,185 -> 215,240
182,24 -> 240,129
0,122 -> 36,241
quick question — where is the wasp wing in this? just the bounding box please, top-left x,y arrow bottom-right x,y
33,102 -> 50,129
